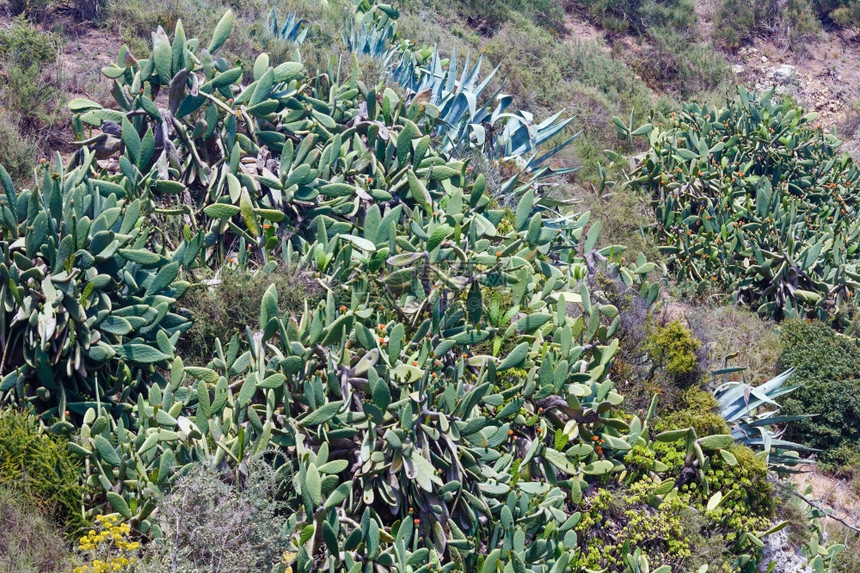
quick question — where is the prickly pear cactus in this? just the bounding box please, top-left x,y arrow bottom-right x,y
623,86 -> 860,331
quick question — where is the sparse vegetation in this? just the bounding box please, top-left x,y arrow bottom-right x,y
0,487 -> 74,573
713,0 -> 820,50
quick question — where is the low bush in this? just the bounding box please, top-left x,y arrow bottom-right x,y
832,528 -> 860,573
0,110 -> 38,185
0,17 -> 65,141
0,16 -> 59,63
0,409 -> 89,534
572,0 -> 697,36
615,316 -> 710,413
778,319 -> 860,470
644,320 -> 703,382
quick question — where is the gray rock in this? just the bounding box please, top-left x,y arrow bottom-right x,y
758,529 -> 813,573
773,64 -> 797,85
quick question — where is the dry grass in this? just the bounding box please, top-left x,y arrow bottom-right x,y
685,304 -> 782,385
0,488 -> 75,573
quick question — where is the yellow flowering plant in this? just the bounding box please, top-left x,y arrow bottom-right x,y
74,514 -> 140,573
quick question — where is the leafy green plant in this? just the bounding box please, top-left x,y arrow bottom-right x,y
0,156 -> 202,416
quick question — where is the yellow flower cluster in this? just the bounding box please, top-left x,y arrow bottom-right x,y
74,514 -> 139,573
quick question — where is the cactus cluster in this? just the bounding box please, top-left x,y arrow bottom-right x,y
0,157 -> 201,419
622,87 -> 860,331
0,9 -> 842,573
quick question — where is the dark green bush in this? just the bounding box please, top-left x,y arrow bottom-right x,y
778,320 -> 860,470
0,409 -> 89,534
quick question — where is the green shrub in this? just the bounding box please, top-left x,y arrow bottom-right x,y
0,17 -> 65,137
0,16 -> 59,63
644,320 -> 702,380
0,110 -> 37,185
598,441 -> 774,570
778,319 -> 860,470
0,409 -> 89,534
811,0 -> 860,25
481,20 -> 571,108
713,0 -> 820,49
656,387 -> 731,437
0,487 -> 74,573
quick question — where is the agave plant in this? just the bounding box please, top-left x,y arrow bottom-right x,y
343,1 -> 398,57
265,9 -> 308,46
714,367 -> 816,472
345,1 -> 579,187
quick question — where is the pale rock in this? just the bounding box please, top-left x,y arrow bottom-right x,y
773,64 -> 796,84
758,529 -> 813,573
